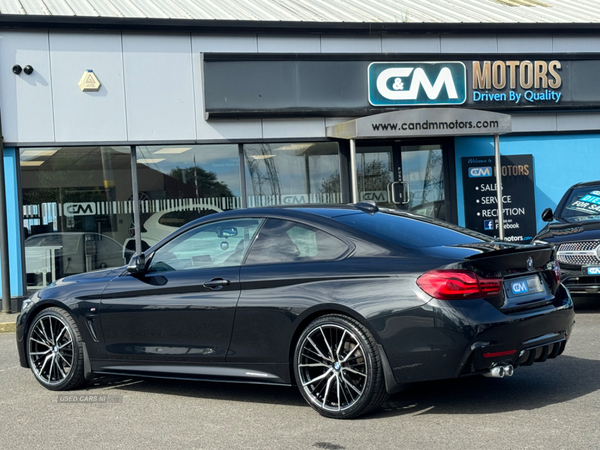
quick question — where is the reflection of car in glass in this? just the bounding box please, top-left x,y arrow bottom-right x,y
122,204 -> 222,261
25,232 -> 133,285
17,204 -> 573,419
534,180 -> 600,297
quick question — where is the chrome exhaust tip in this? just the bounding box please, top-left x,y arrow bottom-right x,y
484,364 -> 513,378
484,366 -> 505,378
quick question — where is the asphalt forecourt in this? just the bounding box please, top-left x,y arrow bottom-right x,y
0,307 -> 599,450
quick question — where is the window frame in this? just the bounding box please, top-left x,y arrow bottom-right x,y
241,217 -> 353,267
144,216 -> 266,274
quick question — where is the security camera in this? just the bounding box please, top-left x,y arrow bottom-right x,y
12,65 -> 22,74
23,65 -> 34,75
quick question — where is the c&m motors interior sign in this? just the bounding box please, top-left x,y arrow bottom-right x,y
368,62 -> 466,107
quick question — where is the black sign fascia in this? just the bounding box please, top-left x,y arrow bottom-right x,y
461,154 -> 536,243
203,54 -> 600,119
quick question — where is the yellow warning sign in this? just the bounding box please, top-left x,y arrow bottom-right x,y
78,70 -> 101,92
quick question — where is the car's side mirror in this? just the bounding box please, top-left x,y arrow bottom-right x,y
126,253 -> 146,274
541,208 -> 554,222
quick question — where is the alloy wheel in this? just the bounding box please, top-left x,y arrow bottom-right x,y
297,324 -> 368,412
28,314 -> 74,386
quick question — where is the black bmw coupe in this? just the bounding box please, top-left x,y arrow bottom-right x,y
16,204 -> 575,419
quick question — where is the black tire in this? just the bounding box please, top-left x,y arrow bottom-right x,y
27,307 -> 87,391
294,314 -> 389,419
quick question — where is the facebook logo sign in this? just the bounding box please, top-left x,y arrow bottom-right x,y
484,220 -> 494,230
469,167 -> 493,178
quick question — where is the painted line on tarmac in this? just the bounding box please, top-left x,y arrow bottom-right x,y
0,322 -> 16,333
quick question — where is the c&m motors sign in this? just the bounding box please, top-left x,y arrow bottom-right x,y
368,62 -> 467,107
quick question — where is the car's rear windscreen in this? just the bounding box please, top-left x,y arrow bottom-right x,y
333,212 -> 492,249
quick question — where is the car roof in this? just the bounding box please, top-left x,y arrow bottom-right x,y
190,204 -> 450,226
217,204 -> 363,218
286,205 -> 365,218
571,180 -> 600,188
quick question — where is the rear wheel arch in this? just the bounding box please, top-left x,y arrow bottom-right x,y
292,312 -> 389,418
288,305 -> 381,385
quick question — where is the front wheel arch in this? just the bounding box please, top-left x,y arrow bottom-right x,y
21,301 -> 69,368
26,306 -> 87,390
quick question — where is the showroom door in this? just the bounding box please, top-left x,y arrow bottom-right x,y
355,141 -> 451,221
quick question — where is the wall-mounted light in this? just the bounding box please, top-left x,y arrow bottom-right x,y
12,65 -> 22,75
23,65 -> 34,75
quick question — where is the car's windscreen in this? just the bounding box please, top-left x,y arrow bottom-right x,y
333,212 -> 492,248
559,186 -> 600,222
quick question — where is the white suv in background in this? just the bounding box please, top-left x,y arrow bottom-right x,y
122,203 -> 222,261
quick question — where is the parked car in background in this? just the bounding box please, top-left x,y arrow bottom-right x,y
25,232 -> 133,287
122,203 -> 222,262
17,204 -> 574,419
534,180 -> 600,297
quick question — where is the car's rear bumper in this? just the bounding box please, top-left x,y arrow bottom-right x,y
377,284 -> 575,387
560,267 -> 600,295
563,278 -> 600,295
564,284 -> 600,295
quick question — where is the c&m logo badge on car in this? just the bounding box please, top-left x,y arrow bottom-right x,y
368,62 -> 467,106
511,280 -> 529,295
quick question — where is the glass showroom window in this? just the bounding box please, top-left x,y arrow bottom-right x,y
356,145 -> 394,208
135,145 -> 241,252
244,142 -> 341,207
21,147 -> 133,288
401,145 -> 446,220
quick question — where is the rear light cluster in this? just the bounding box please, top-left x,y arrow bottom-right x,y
548,260 -> 561,284
417,270 -> 502,300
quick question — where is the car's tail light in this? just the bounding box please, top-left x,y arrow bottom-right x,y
549,260 -> 561,284
416,270 -> 502,300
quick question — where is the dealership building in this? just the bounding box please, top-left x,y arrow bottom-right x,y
1,0 -> 600,309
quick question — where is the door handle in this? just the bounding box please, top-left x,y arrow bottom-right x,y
388,181 -> 410,205
401,181 -> 410,205
203,278 -> 230,290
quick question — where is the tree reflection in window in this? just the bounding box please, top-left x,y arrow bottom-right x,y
244,142 -> 341,207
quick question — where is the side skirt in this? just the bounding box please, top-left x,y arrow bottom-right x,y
89,360 -> 291,385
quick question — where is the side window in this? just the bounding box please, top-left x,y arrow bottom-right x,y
147,218 -> 263,273
245,219 -> 348,265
